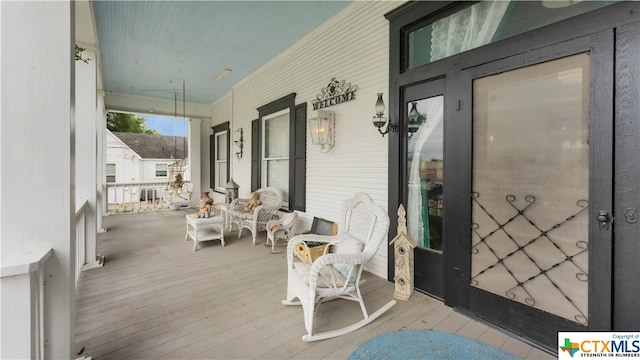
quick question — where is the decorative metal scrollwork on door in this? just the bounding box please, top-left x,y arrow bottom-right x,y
625,208 -> 638,224
471,192 -> 589,324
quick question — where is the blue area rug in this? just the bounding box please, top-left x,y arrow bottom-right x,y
348,329 -> 520,360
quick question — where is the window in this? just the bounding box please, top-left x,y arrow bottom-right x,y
262,109 -> 290,205
252,93 -> 306,211
214,130 -> 228,191
155,163 -> 168,177
210,122 -> 230,192
106,163 -> 116,183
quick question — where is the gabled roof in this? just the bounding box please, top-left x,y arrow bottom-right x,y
112,132 -> 188,160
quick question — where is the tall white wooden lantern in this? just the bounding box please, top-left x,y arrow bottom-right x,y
389,205 -> 418,301
224,179 -> 239,204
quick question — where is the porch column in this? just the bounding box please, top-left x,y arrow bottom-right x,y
189,118 -> 202,207
76,47 -> 102,269
96,90 -> 107,232
0,1 -> 75,359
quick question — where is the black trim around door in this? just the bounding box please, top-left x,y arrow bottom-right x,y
613,21 -> 640,330
401,78 -> 447,299
452,32 -> 613,350
385,1 -> 640,351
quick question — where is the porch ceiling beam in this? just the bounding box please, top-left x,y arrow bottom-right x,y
105,92 -> 212,119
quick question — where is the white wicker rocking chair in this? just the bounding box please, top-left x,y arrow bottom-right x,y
228,187 -> 283,245
282,193 -> 396,341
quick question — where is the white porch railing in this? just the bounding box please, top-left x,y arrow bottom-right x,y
0,246 -> 52,359
2,202 -> 99,358
106,181 -> 192,214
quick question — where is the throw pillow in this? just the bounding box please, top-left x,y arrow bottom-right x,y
333,234 -> 363,282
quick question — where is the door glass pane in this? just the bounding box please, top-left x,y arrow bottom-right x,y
407,95 -> 444,252
408,24 -> 433,70
471,53 -> 590,324
407,1 -> 616,70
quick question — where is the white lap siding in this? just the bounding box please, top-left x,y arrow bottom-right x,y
206,1 -> 403,279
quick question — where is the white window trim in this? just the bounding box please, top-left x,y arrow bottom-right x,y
106,163 -> 116,183
214,129 -> 228,192
262,109 -> 290,205
155,163 -> 168,178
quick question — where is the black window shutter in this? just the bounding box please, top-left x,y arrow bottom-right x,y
251,119 -> 260,192
291,103 -> 307,211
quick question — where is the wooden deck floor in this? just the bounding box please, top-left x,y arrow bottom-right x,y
75,210 -> 554,360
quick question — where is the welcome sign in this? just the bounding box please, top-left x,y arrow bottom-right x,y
312,77 -> 358,110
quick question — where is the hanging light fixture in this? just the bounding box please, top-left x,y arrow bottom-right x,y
215,68 -> 232,81
308,109 -> 335,153
372,93 -> 396,136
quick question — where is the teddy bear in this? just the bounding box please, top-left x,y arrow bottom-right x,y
243,192 -> 262,213
197,191 -> 214,218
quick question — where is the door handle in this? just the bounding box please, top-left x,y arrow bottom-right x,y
597,210 -> 610,230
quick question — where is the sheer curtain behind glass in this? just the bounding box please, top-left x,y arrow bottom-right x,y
430,1 -> 510,62
264,112 -> 289,203
407,96 -> 444,249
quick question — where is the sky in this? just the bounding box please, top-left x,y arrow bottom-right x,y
140,114 -> 189,136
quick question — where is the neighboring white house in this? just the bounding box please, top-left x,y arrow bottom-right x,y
106,130 -> 188,204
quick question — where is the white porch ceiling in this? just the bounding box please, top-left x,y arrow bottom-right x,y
90,1 -> 351,107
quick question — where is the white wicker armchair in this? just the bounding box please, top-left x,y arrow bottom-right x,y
228,187 -> 283,245
266,212 -> 298,253
282,192 -> 396,341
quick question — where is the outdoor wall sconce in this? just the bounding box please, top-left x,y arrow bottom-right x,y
372,93 -> 396,137
308,109 -> 335,153
234,128 -> 243,160
407,101 -> 420,139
